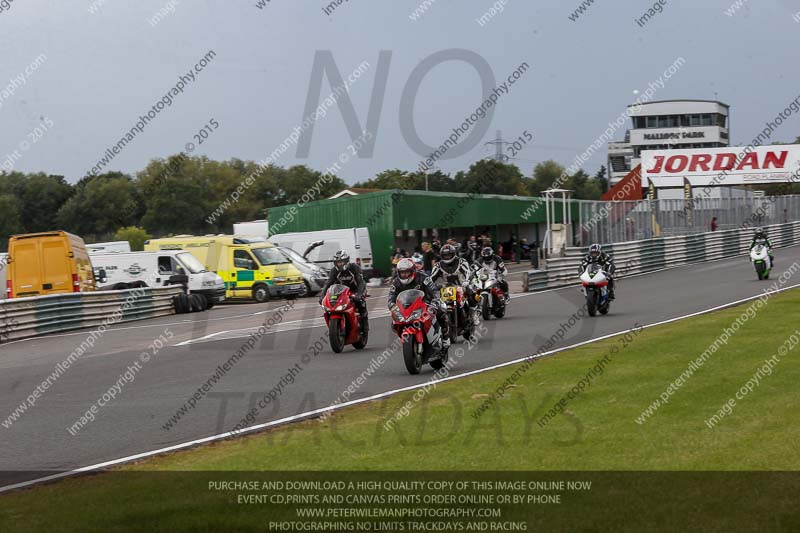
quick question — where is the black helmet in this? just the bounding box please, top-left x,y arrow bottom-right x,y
440,244 -> 457,264
333,250 -> 350,271
481,246 -> 493,259
755,227 -> 766,238
468,241 -> 480,251
589,244 -> 602,259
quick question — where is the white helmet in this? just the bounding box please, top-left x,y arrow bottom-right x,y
397,258 -> 415,285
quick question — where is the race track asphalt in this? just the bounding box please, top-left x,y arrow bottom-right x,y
1,248 -> 799,488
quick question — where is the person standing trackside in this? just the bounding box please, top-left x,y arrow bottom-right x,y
421,242 -> 436,276
711,217 -> 718,232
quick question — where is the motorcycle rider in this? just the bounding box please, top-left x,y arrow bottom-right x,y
411,252 -> 424,271
474,246 -> 509,302
388,258 -> 450,347
319,250 -> 369,332
579,244 -> 616,300
462,239 -> 481,264
750,227 -> 774,266
430,244 -> 478,309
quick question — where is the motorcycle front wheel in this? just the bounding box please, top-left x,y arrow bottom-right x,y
481,297 -> 491,321
402,335 -> 422,374
587,293 -> 598,317
328,318 -> 345,353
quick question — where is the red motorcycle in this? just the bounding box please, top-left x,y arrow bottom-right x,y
390,289 -> 449,375
321,284 -> 368,353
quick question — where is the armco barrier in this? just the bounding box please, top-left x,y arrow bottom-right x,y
0,286 -> 181,343
523,221 -> 800,291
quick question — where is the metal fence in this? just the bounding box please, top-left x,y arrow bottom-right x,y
575,195 -> 800,247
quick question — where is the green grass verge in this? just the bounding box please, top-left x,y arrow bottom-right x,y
3,288 -> 800,532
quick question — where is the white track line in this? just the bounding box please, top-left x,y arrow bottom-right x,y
3,281 -> 799,495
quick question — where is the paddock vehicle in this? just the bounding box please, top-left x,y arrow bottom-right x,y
473,267 -> 506,320
580,263 -> 611,316
391,289 -> 449,375
90,250 -> 225,310
439,284 -> 475,343
750,245 -> 772,280
321,284 -> 367,353
145,236 -> 303,302
0,253 -> 7,301
6,231 -> 96,299
275,245 -> 328,296
86,241 -> 131,254
269,228 -> 375,277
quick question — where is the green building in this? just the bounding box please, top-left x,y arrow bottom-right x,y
268,190 -> 578,275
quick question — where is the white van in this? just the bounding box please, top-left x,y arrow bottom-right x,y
90,250 -> 226,307
0,253 -> 7,301
269,228 -> 374,276
87,241 -> 132,254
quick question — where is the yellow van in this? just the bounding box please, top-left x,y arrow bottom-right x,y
144,236 -> 304,302
7,231 -> 96,298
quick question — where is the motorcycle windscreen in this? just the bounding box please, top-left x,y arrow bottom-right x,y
396,289 -> 424,310
586,262 -> 603,276
327,283 -> 349,302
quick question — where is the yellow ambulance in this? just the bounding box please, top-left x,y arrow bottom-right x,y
144,236 -> 304,302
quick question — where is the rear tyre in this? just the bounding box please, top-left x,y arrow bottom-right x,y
329,318 -> 345,353
402,336 -> 422,375
494,304 -> 505,319
253,284 -> 270,303
599,304 -> 609,315
353,323 -> 368,350
430,345 -> 449,370
449,312 -> 458,344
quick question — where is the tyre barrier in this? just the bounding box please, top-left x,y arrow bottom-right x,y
0,286 -> 184,344
524,220 -> 800,291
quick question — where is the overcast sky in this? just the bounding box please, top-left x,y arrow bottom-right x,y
2,0 -> 800,183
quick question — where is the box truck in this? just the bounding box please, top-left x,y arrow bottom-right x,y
233,220 -> 269,238
6,231 -> 97,298
90,250 -> 226,308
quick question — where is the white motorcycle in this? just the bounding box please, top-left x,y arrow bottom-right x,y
580,263 -> 611,316
473,267 -> 506,320
750,245 -> 772,280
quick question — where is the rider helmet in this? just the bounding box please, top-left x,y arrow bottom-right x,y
396,258 -> 416,285
333,250 -> 350,272
440,244 -> 457,265
589,244 -> 602,260
411,253 -> 424,270
481,246 -> 493,260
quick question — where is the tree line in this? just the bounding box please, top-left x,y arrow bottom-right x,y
0,154 -> 610,251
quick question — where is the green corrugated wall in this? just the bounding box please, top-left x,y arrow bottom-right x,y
268,190 -> 577,274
